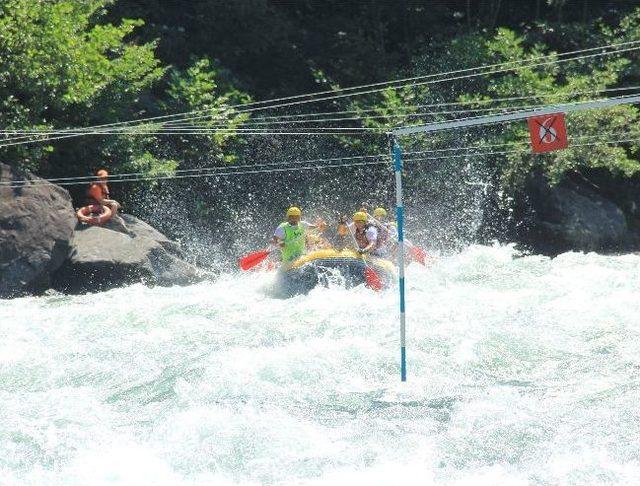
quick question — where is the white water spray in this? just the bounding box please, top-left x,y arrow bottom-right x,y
1,245 -> 640,485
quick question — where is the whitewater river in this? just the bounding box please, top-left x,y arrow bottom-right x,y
1,245 -> 640,485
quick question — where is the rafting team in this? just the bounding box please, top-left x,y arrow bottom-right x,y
81,169 -> 399,265
273,206 -> 398,266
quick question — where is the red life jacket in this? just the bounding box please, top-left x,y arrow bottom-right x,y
354,223 -> 380,250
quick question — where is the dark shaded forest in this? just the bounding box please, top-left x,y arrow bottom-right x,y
109,0 -> 638,97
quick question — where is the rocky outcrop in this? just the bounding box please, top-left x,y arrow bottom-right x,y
519,174 -> 630,254
0,163 -> 77,297
52,214 -> 207,293
1,162 -> 208,298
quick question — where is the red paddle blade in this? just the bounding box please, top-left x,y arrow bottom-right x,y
238,249 -> 271,271
248,259 -> 277,272
365,267 -> 383,291
409,246 -> 428,266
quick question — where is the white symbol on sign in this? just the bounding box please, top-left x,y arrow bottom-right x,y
538,117 -> 558,144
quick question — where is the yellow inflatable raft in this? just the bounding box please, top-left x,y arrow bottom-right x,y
275,248 -> 396,296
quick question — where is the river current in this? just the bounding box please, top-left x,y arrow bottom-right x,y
1,245 -> 639,485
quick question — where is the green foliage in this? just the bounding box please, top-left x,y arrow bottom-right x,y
125,151 -> 178,187
475,23 -> 640,189
161,57 -> 251,166
316,6 -> 640,196
0,0 -> 164,172
311,68 -> 430,154
0,0 -> 250,193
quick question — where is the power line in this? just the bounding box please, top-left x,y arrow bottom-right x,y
163,85 -> 640,126
2,40 -> 638,147
4,134 -> 639,189
157,44 -> 640,128
154,39 -> 640,126
394,93 -> 640,135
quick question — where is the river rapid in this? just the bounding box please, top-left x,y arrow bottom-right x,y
1,245 -> 639,485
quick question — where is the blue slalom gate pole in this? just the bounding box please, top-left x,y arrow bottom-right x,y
392,140 -> 407,382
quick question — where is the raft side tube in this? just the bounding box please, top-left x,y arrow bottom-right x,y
276,248 -> 396,297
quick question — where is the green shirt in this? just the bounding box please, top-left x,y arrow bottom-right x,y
276,222 -> 306,263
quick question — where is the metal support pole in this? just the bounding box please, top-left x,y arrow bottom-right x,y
393,139 -> 407,382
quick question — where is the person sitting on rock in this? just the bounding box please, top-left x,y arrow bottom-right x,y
87,169 -> 121,217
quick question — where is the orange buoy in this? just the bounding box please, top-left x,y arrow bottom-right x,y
76,204 -> 112,225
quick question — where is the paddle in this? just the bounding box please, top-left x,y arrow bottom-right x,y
238,249 -> 272,271
407,243 -> 429,266
240,218 -> 324,271
364,266 -> 383,291
344,219 -> 384,291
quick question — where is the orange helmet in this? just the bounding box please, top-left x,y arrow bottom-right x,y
96,169 -> 109,178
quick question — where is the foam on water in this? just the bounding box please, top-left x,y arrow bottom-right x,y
1,245 -> 640,485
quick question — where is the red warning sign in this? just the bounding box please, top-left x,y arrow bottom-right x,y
527,113 -> 568,153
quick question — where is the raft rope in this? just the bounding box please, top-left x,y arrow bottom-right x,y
1,40 -> 639,147
3,133 -> 640,189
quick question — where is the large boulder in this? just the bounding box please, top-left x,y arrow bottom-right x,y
52,214 -> 207,293
523,175 -> 629,254
0,162 -> 77,297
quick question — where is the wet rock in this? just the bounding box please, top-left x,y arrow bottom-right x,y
524,174 -> 629,254
52,214 -> 207,293
0,163 -> 76,297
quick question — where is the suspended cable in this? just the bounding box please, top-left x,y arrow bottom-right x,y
3,84 -> 640,149
3,39 -> 639,147
395,93 -> 640,134
8,133 -> 639,188
6,86 -> 637,146
1,153 -> 388,185
0,102 -> 573,137
0,128 -> 385,150
158,43 -> 640,127
156,39 -> 640,125
157,85 -> 640,129
4,133 -> 639,189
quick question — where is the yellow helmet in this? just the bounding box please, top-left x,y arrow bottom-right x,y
286,206 -> 302,217
352,211 -> 367,222
373,207 -> 387,218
